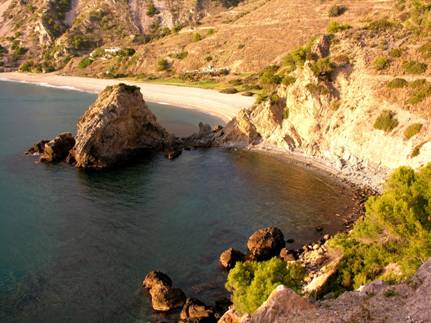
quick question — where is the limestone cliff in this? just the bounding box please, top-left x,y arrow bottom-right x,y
71,83 -> 168,168
217,35 -> 431,188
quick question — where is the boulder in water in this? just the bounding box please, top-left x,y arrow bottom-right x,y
149,284 -> 186,312
219,248 -> 245,270
180,298 -> 216,322
247,227 -> 285,261
143,271 -> 172,289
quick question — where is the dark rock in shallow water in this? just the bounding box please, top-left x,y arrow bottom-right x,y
149,284 -> 186,312
247,227 -> 285,261
219,248 -> 245,270
27,139 -> 49,155
165,148 -> 182,160
143,271 -> 172,289
180,298 -> 216,322
40,133 -> 75,163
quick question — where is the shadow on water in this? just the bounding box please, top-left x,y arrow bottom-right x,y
0,81 -> 360,322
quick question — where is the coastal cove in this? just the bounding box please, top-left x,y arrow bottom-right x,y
0,81 -> 361,322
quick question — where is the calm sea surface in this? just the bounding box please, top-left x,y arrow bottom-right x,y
0,80 -> 357,322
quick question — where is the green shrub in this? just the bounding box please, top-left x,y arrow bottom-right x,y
157,58 -> 170,71
282,75 -> 296,86
418,42 -> 431,59
225,258 -> 305,314
328,5 -> 347,17
169,51 -> 188,60
146,2 -> 158,16
241,91 -> 254,97
402,61 -> 428,74
282,46 -> 310,71
373,56 -> 390,70
192,32 -> 202,42
78,57 -> 92,69
387,78 -> 408,89
220,87 -> 238,94
411,144 -> 422,157
328,165 -> 431,291
310,58 -> 335,80
327,21 -> 352,33
19,61 -> 33,72
373,110 -> 399,131
283,107 -> 289,119
404,123 -> 423,139
207,28 -> 215,35
407,79 -> 431,104
367,19 -> 398,32
259,65 -> 282,86
306,83 -> 330,96
389,48 -> 402,58
14,47 -> 27,56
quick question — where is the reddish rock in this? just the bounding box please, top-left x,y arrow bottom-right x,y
219,248 -> 245,270
247,227 -> 285,261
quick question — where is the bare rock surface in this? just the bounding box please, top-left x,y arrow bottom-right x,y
142,271 -> 172,289
219,248 -> 245,270
149,284 -> 186,312
180,298 -> 216,322
71,83 -> 168,168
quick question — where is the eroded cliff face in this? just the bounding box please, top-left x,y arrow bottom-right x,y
217,37 -> 431,188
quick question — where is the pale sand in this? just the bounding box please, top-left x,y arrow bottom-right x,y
0,72 -> 255,122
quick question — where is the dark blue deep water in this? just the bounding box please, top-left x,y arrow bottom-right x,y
0,80 -> 358,322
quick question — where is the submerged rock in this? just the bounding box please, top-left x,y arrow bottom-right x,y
180,298 -> 216,322
40,132 -> 75,163
70,84 -> 168,168
247,227 -> 285,261
219,248 -> 245,270
165,148 -> 182,160
27,139 -> 49,155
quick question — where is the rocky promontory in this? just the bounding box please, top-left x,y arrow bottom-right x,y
28,84 -> 170,168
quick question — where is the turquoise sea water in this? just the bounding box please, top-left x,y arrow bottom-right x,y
0,80 -> 358,322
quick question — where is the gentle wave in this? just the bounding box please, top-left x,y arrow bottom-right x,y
0,78 -> 98,94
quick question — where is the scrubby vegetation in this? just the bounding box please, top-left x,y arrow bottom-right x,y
327,21 -> 352,33
310,58 -> 335,80
78,57 -> 92,69
328,5 -> 347,17
157,58 -> 170,71
407,79 -> 431,104
402,61 -> 428,74
373,56 -> 390,71
373,110 -> 399,132
328,165 -> 431,291
226,258 -> 305,314
387,78 -> 408,89
404,123 -> 423,139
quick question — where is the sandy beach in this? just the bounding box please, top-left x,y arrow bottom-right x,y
0,72 -> 254,122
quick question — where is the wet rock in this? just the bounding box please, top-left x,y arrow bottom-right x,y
27,139 -> 49,155
247,227 -> 285,261
149,284 -> 186,312
219,248 -> 245,270
143,271 -> 172,289
70,84 -> 168,168
180,298 -> 216,322
198,122 -> 212,137
40,132 -> 75,163
279,248 -> 296,262
286,238 -> 295,244
165,148 -> 182,160
315,226 -> 323,233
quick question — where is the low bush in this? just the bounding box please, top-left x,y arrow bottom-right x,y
418,42 -> 431,59
283,107 -> 289,119
19,61 -> 33,72
367,19 -> 398,32
407,79 -> 431,104
404,123 -> 423,139
388,48 -> 402,58
328,5 -> 347,17
146,2 -> 158,16
306,83 -> 330,96
373,110 -> 399,132
78,57 -> 92,69
192,32 -> 202,42
226,258 -> 305,314
310,58 -> 335,80
373,56 -> 390,70
327,21 -> 352,33
169,51 -> 188,60
282,75 -> 296,86
220,87 -> 238,94
259,65 -> 282,86
157,58 -> 170,71
402,61 -> 428,74
328,165 -> 431,291
387,78 -> 408,89
282,46 -> 310,71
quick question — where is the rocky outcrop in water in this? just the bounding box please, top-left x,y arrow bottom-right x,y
180,298 -> 216,322
70,84 -> 169,168
219,248 -> 245,270
143,271 -> 186,312
246,227 -> 285,261
39,133 -> 75,163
